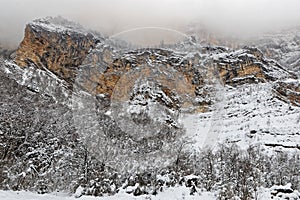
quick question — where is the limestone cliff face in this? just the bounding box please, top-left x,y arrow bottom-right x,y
13,17 -> 299,111
215,47 -> 293,85
79,47 -> 207,112
81,48 -> 198,96
15,17 -> 98,83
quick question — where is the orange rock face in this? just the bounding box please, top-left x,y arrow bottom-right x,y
15,24 -> 97,82
14,18 -> 299,111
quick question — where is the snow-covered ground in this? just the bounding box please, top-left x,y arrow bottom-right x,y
2,186 -> 295,200
0,187 -> 216,200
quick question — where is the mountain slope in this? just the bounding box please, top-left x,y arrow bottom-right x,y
250,26 -> 300,77
2,16 -> 299,155
0,16 -> 300,199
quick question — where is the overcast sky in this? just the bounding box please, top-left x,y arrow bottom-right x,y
0,0 -> 300,47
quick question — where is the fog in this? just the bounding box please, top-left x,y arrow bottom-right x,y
0,0 -> 300,48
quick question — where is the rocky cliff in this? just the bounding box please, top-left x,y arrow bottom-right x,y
13,17 -> 300,110
251,26 -> 300,78
1,16 -> 300,198
15,17 -> 98,83
7,17 -> 299,153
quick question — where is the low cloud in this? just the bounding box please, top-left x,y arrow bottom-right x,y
0,0 -> 300,48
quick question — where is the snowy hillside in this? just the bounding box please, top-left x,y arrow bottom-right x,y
182,82 -> 300,151
0,16 -> 300,199
250,26 -> 300,77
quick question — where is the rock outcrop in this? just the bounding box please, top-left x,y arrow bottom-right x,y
13,17 -> 300,111
215,47 -> 296,85
251,27 -> 300,77
274,79 -> 300,106
15,17 -> 98,83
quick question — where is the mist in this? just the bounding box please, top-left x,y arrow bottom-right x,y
0,0 -> 300,48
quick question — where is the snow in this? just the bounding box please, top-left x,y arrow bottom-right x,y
3,186 -> 297,200
271,183 -> 293,191
75,186 -> 84,198
180,112 -> 213,149
0,188 -> 217,200
268,183 -> 300,200
184,175 -> 200,180
1,18 -> 300,199
252,27 -> 300,77
30,16 -> 88,35
282,78 -> 300,84
104,110 -> 112,116
156,174 -> 171,182
180,82 -> 300,151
